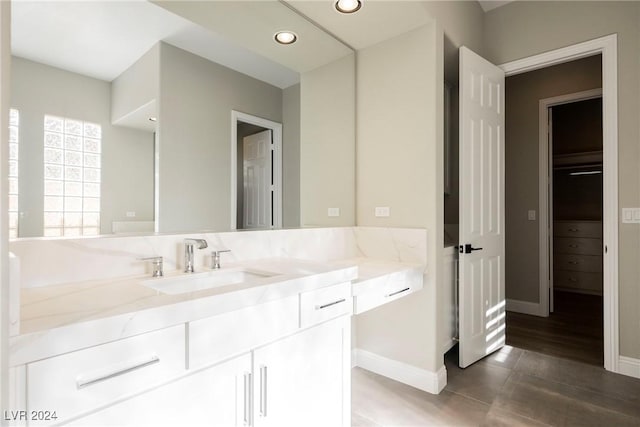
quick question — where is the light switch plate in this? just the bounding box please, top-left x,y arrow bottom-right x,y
622,208 -> 640,223
527,210 -> 536,221
327,207 -> 340,217
375,207 -> 390,217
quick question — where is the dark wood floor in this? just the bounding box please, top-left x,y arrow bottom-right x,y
506,290 -> 604,366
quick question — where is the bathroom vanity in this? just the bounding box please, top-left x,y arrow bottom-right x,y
7,227 -> 426,426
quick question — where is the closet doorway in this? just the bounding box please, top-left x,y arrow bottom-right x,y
548,93 -> 604,365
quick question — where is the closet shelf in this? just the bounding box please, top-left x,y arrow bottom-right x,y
553,150 -> 602,167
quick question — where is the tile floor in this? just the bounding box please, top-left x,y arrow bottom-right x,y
352,345 -> 640,426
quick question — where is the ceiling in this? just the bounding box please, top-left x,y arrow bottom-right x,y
11,0 -> 301,88
11,1 -> 514,89
477,1 -> 515,12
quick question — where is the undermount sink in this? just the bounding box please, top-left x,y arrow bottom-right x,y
141,268 -> 278,295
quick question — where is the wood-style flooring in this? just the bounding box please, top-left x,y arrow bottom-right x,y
352,345 -> 640,426
506,290 -> 603,366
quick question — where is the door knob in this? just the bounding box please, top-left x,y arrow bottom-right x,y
460,244 -> 483,254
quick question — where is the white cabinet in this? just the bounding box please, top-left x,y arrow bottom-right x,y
68,353 -> 252,426
253,316 -> 350,427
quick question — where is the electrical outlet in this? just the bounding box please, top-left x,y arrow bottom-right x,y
328,207 -> 340,217
126,211 -> 136,218
375,207 -> 390,217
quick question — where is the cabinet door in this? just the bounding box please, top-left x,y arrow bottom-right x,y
68,353 -> 252,427
253,317 -> 350,427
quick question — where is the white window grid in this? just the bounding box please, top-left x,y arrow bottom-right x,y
43,115 -> 101,237
8,108 -> 19,238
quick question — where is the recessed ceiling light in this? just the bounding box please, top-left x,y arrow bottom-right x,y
274,31 -> 298,45
335,0 -> 362,14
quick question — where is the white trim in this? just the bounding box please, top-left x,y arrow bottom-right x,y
353,348 -> 446,394
506,299 -> 544,316
500,34 -> 619,373
618,356 -> 640,379
538,88 -> 603,318
230,111 -> 283,230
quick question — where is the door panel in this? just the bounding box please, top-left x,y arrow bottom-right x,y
243,129 -> 272,229
458,46 -> 506,368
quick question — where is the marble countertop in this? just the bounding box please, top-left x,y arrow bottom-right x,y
10,257 -> 424,366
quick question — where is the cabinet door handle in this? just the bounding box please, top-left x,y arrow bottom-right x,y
386,287 -> 411,298
315,298 -> 346,310
243,372 -> 252,426
259,365 -> 268,417
76,354 -> 160,389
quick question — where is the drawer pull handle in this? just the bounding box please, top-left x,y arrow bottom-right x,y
386,287 -> 411,298
259,365 -> 268,417
76,354 -> 160,389
315,298 -> 346,310
569,277 -> 578,282
568,228 -> 579,232
568,261 -> 580,265
568,244 -> 579,248
243,372 -> 252,425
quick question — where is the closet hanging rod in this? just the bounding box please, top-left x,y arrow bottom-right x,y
553,162 -> 602,171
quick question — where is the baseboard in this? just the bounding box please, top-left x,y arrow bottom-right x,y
618,356 -> 640,379
506,298 -> 543,316
353,348 -> 446,394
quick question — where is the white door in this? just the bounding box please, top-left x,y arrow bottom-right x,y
243,129 -> 272,229
458,47 -> 506,368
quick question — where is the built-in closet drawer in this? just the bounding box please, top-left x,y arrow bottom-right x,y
554,237 -> 602,255
188,295 -> 298,369
554,270 -> 603,294
554,221 -> 602,238
299,282 -> 352,328
27,325 -> 185,425
554,253 -> 602,273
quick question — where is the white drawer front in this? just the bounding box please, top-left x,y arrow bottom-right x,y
354,274 -> 420,315
27,325 -> 185,425
189,295 -> 298,369
554,221 -> 602,238
300,282 -> 352,328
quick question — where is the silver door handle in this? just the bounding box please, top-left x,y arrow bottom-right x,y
386,287 -> 411,298
315,298 -> 346,310
243,372 -> 252,425
259,365 -> 268,417
76,354 -> 160,389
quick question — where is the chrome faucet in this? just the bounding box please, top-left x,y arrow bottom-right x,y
139,256 -> 164,278
211,250 -> 231,270
184,238 -> 208,273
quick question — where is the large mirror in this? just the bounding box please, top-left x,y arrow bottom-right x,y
9,0 -> 356,239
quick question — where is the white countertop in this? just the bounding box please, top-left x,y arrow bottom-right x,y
10,257 -> 424,366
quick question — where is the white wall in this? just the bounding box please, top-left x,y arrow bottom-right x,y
111,44 -> 159,124
282,84 -> 301,228
300,53 -> 356,227
10,57 -> 154,237
355,23 -> 443,376
157,43 -> 283,233
485,0 -> 640,360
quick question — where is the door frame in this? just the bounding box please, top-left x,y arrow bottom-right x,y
500,34 -> 618,373
539,88 -> 603,315
230,111 -> 283,230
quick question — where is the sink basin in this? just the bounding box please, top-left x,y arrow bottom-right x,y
141,268 -> 278,295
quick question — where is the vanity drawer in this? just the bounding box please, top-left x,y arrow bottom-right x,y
189,295 -> 298,369
555,253 -> 602,273
554,270 -> 602,293
27,325 -> 185,425
554,221 -> 602,238
554,237 -> 602,255
300,282 -> 352,328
